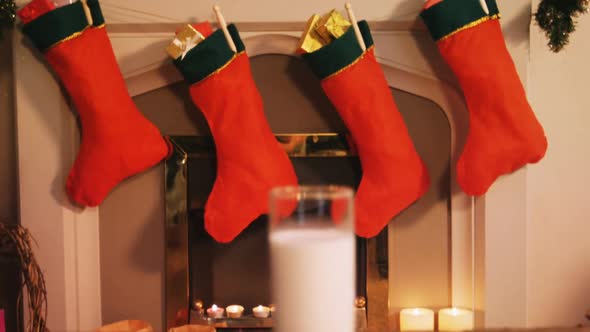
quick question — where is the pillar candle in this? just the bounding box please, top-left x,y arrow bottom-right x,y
438,308 -> 474,331
400,308 -> 434,331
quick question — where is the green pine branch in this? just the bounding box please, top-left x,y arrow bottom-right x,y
0,0 -> 16,39
535,0 -> 589,52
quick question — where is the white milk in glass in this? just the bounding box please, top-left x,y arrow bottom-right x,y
270,226 -> 355,332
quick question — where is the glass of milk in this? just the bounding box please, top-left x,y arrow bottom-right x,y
269,185 -> 355,332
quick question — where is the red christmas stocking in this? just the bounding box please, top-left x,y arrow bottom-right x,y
172,24 -> 298,243
421,0 -> 548,195
302,22 -> 430,238
20,0 -> 170,206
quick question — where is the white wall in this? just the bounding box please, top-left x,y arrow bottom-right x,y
527,2 -> 590,327
480,2 -> 532,329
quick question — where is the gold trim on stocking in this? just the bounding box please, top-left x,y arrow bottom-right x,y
323,45 -> 375,81
46,24 -> 106,51
438,13 -> 501,42
193,51 -> 246,86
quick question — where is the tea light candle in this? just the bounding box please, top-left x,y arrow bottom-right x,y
225,305 -> 244,318
206,304 -> 224,319
252,305 -> 270,318
400,308 -> 434,331
438,308 -> 474,331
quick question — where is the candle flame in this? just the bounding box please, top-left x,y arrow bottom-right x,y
412,308 -> 421,315
212,304 -> 218,310
257,305 -> 263,310
450,308 -> 459,315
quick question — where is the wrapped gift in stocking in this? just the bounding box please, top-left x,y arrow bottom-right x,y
421,0 -> 548,195
170,23 -> 297,243
301,19 -> 430,238
19,0 -> 170,206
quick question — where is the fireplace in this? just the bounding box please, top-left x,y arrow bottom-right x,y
15,21 -> 504,332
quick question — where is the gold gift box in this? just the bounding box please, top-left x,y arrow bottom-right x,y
296,14 -> 327,54
166,24 -> 205,60
296,10 -> 352,54
315,9 -> 351,43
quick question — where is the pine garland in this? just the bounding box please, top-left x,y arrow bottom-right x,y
535,0 -> 589,52
0,0 -> 15,38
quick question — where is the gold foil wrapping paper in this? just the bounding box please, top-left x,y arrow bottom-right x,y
297,10 -> 352,54
166,24 -> 205,60
296,14 -> 326,54
316,9 -> 351,42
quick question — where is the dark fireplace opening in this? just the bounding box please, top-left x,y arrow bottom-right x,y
184,156 -> 369,329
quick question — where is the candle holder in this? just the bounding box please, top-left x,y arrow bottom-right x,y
252,305 -> 270,318
225,305 -> 244,318
206,305 -> 224,319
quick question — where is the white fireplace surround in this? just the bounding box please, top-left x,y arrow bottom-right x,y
13,21 -> 528,331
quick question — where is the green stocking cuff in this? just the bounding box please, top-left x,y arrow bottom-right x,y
173,24 -> 246,85
22,0 -> 105,52
301,20 -> 374,80
485,0 -> 500,17
420,0 -> 499,42
87,0 -> 105,27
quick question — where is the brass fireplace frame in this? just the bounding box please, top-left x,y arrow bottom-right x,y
164,134 -> 389,330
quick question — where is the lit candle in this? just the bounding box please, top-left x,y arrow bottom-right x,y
206,304 -> 224,319
252,305 -> 270,318
438,308 -> 474,331
400,308 -> 434,331
225,305 -> 244,318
